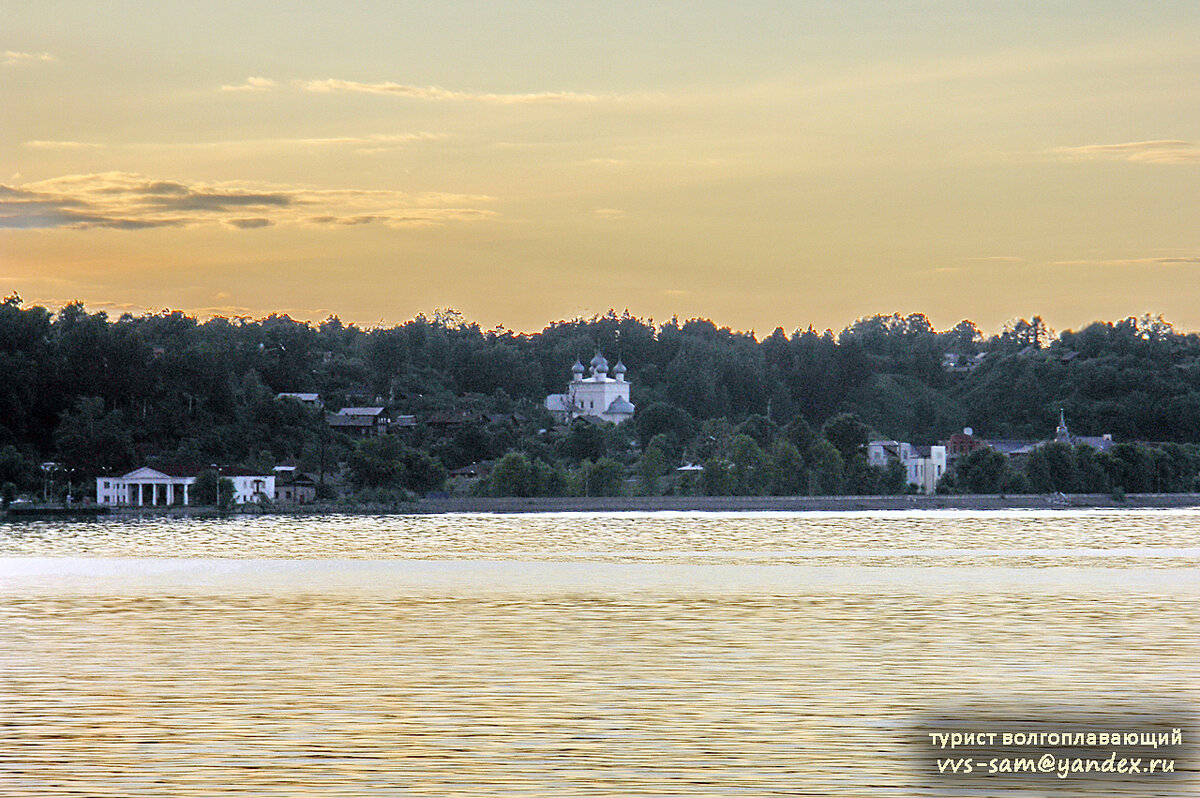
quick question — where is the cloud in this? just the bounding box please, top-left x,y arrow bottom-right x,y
220,76 -> 277,92
1050,140 -> 1200,165
593,208 -> 626,220
0,172 -> 497,231
224,217 -> 272,229
23,140 -> 104,150
3,50 -> 55,66
299,78 -> 603,104
23,132 -> 442,154
967,256 -> 1025,263
1052,256 -> 1200,267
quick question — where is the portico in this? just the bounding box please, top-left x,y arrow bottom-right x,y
97,467 -> 196,506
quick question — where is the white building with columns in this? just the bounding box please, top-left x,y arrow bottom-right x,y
545,353 -> 635,424
96,466 -> 274,506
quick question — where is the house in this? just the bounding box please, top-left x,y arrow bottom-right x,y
944,427 -> 986,458
956,413 -> 1115,461
96,466 -> 274,506
327,406 -> 392,437
426,410 -> 481,428
1050,410 -> 1115,452
276,392 -> 323,409
866,440 -> 947,494
448,460 -> 494,479
544,353 -> 635,425
272,466 -> 318,505
942,352 -> 987,372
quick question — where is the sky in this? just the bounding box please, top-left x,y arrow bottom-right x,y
2,1 -> 1198,334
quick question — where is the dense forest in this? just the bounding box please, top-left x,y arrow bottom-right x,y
3,292 -> 1200,501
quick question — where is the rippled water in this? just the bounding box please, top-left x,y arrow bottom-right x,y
1,510 -> 1197,796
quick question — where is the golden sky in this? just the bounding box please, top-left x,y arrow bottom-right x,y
2,2 -> 1198,334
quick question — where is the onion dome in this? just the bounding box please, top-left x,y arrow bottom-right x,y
571,359 -> 585,374
590,352 -> 609,374
612,359 -> 626,375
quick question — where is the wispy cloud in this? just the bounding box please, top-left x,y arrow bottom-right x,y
967,256 -> 1025,263
299,79 -> 604,104
23,140 -> 105,150
23,133 -> 443,154
593,208 -> 626,220
1052,256 -> 1200,267
3,50 -> 55,66
0,172 -> 497,231
1050,140 -> 1200,165
220,76 -> 277,92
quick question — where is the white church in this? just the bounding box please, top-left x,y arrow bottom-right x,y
545,353 -> 635,425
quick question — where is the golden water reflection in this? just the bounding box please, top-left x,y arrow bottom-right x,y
1,512 -> 1197,796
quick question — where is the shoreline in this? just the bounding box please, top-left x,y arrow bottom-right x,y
10,492 -> 1200,519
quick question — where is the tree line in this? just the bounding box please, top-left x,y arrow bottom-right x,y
2,293 -> 1199,502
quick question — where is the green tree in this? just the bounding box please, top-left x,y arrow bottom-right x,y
491,451 -> 534,496
0,445 -> 34,491
808,440 -> 844,495
192,470 -> 236,509
769,439 -> 806,495
845,455 -> 881,495
559,421 -> 607,463
637,435 -> 673,496
53,397 -> 134,478
952,447 -> 1015,494
1025,441 -> 1079,493
531,458 -> 569,497
783,416 -> 818,458
348,436 -> 446,495
729,434 -> 770,495
578,457 -> 625,497
821,413 -> 868,462
881,459 -> 908,494
700,458 -> 734,496
634,403 -> 697,453
734,414 -> 778,448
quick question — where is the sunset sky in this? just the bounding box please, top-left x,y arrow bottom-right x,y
2,2 -> 1198,334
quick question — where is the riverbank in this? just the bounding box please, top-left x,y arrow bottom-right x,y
407,493 -> 1200,514
10,492 -> 1200,520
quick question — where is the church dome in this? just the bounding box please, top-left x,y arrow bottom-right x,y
571,359 -> 585,374
590,352 -> 609,374
612,359 -> 626,375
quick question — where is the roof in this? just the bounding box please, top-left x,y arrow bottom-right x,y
276,392 -> 320,402
328,414 -> 376,428
427,410 -> 481,425
276,470 -> 318,486
118,465 -> 272,479
337,406 -> 386,417
606,396 -> 635,414
986,439 -> 1041,456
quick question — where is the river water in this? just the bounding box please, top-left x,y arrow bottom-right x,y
1,510 -> 1197,796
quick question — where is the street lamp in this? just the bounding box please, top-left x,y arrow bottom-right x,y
210,464 -> 222,508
